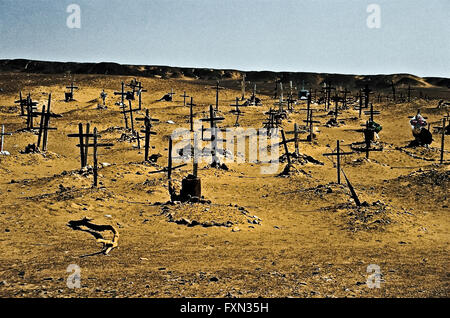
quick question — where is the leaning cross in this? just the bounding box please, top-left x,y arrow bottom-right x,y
323,140 -> 354,184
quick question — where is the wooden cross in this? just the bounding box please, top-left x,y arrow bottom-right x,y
136,84 -> 147,110
114,82 -> 127,108
35,94 -> 61,151
285,123 -> 302,156
263,108 -> 282,133
136,109 -> 159,161
121,99 -> 141,133
211,81 -> 225,111
324,81 -> 336,111
230,97 -> 244,127
20,94 -> 38,131
180,91 -> 190,107
68,123 -> 95,169
186,97 -> 196,132
149,137 -> 187,180
87,128 -> 113,187
363,102 -> 381,122
303,109 -> 320,141
280,130 -> 293,166
201,105 -> 225,165
323,140 -> 354,184
362,84 -> 373,110
354,89 -> 366,118
241,74 -> 249,100
0,124 -> 12,154
65,80 -> 78,102
360,121 -> 383,159
14,91 -> 27,116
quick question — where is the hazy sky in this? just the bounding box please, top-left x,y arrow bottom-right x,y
0,0 -> 449,77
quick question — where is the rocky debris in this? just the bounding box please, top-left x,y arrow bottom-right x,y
160,202 -> 261,228
279,152 -> 324,166
322,200 -> 397,232
20,143 -> 40,154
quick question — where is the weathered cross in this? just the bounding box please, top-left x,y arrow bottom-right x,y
14,91 -> 27,116
136,109 -> 159,162
65,80 -> 78,102
187,97 -> 196,132
201,105 -> 225,165
323,140 -> 354,184
0,125 -> 12,154
180,91 -> 190,107
363,102 -> 381,123
68,123 -> 94,169
360,121 -> 383,159
149,137 -> 187,180
35,94 -> 61,151
230,97 -> 245,127
114,82 -> 127,109
285,123 -> 303,156
211,81 -> 225,111
303,109 -> 320,141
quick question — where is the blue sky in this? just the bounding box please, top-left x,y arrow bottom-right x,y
0,0 -> 449,77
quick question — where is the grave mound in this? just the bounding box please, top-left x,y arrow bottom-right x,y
322,200 -> 398,232
160,202 -> 261,229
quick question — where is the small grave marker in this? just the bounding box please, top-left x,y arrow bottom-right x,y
0,125 -> 12,155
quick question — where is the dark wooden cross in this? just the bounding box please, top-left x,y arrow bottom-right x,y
68,123 -> 95,169
35,94 -> 61,152
180,91 -> 190,107
303,109 -> 320,141
211,81 -> 225,111
135,82 -> 147,110
187,97 -> 196,132
362,84 -> 373,110
230,97 -> 244,127
65,80 -> 78,102
121,99 -> 141,133
136,109 -> 159,161
14,91 -> 27,116
21,94 -> 38,131
280,129 -> 293,166
285,123 -> 303,156
360,121 -> 383,159
0,124 -> 12,154
114,82 -> 127,109
323,140 -> 354,184
263,108 -> 282,133
355,89 -> 366,118
324,81 -> 336,111
363,102 -> 381,122
149,137 -> 187,180
201,105 -> 225,165
90,128 -> 113,187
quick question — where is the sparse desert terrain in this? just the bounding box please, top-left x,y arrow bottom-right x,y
0,62 -> 448,298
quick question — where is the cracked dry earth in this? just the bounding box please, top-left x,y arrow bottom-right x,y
0,73 -> 448,298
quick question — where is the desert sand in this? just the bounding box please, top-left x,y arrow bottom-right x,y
0,66 -> 448,298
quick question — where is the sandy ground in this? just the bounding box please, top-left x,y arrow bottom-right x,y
0,73 -> 448,298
